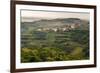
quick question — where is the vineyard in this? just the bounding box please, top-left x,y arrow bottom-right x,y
21,29 -> 89,62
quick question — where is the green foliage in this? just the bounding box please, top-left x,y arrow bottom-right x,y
67,47 -> 85,60
21,46 -> 88,62
21,30 -> 89,63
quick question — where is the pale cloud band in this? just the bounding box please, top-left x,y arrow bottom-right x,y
21,10 -> 90,22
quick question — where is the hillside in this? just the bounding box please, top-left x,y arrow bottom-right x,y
21,18 -> 89,33
21,18 -> 89,62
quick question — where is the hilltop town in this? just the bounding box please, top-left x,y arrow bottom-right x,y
36,23 -> 80,32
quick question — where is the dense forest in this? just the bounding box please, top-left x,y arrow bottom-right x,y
21,18 -> 89,63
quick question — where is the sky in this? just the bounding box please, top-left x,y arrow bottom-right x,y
21,10 -> 90,22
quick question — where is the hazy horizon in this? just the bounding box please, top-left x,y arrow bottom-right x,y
21,10 -> 90,22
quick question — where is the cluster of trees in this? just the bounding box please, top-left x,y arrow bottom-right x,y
21,47 -> 86,62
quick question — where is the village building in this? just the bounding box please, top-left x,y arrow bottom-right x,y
36,23 -> 80,32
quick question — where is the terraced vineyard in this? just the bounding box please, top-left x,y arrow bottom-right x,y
21,29 -> 89,62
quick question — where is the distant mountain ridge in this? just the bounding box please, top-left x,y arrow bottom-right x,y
21,18 -> 89,31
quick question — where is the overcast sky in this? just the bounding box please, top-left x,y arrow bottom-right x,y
21,10 -> 90,22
